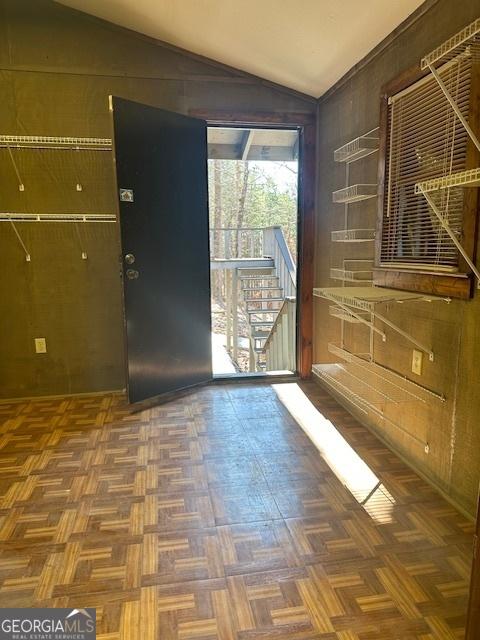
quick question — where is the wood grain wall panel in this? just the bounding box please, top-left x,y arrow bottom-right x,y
0,0 -> 315,399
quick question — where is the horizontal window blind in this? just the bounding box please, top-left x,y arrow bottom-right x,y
381,55 -> 474,271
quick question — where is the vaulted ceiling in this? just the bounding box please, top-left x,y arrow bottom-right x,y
57,0 -> 424,97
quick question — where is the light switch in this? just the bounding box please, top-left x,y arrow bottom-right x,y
34,338 -> 47,354
412,349 -> 423,376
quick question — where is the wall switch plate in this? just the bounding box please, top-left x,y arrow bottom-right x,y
412,349 -> 423,375
34,338 -> 47,354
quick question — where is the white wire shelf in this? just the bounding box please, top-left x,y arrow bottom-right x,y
330,268 -> 373,283
0,212 -> 117,222
313,286 -> 449,311
415,168 -> 480,194
332,184 -> 377,204
313,286 -> 450,360
0,135 -> 112,150
312,363 -> 432,447
334,134 -> 379,163
329,305 -> 370,323
327,343 -> 444,402
421,17 -> 480,69
331,228 -> 375,243
312,361 -> 425,411
330,260 -> 374,283
313,363 -> 379,415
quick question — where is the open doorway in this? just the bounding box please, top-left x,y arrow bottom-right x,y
207,126 -> 299,376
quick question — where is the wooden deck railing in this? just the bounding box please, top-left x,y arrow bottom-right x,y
262,226 -> 296,297
210,227 -> 264,259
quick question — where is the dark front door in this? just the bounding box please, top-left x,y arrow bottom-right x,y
110,97 -> 212,403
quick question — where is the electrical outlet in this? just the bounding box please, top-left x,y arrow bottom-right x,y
412,349 -> 423,375
34,338 -> 47,354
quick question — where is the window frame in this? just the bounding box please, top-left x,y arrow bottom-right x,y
374,63 -> 480,300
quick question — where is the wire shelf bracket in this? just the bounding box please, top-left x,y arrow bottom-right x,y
417,186 -> 480,286
6,217 -> 31,261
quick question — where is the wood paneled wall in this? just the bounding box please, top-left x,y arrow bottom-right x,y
314,0 -> 480,516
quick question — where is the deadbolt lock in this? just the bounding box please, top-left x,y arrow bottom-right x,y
126,269 -> 139,280
125,253 -> 135,264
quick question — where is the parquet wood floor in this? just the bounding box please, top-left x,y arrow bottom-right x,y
0,381 -> 474,639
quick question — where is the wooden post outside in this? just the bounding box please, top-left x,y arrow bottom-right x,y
249,339 -> 255,372
232,268 -> 238,362
225,269 -> 232,352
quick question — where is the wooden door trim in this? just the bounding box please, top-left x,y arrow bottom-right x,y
190,109 -> 316,379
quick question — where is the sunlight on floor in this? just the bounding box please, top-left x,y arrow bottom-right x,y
273,383 -> 396,524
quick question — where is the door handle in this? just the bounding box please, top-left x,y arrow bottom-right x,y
125,253 -> 136,264
126,269 -> 139,280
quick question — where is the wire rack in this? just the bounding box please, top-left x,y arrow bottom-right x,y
415,168 -> 480,194
327,343 -> 444,402
0,135 -> 112,150
417,18 -> 480,285
331,228 -> 375,243
332,184 -> 378,204
421,17 -> 480,69
0,212 -> 116,222
334,133 -> 379,163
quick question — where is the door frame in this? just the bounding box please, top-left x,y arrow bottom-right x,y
190,109 -> 316,379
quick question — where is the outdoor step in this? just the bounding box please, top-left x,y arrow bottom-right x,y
247,306 -> 282,314
242,285 -> 283,291
245,297 -> 284,303
238,269 -> 275,277
242,282 -> 280,288
240,273 -> 279,278
250,320 -> 275,327
247,309 -> 278,315
240,272 -> 278,278
251,330 -> 270,339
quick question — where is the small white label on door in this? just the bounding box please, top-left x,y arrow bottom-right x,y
120,188 -> 134,202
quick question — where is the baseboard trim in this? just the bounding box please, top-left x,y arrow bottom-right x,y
0,388 -> 126,405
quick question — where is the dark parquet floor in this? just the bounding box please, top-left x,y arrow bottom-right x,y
0,381 -> 474,639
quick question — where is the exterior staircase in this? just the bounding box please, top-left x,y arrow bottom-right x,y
210,226 -> 297,372
239,267 -> 285,371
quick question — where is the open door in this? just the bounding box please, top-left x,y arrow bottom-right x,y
110,97 -> 212,403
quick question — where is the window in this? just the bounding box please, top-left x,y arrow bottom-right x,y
375,53 -> 480,299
